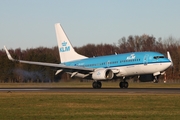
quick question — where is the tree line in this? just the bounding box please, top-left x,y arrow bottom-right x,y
0,34 -> 180,83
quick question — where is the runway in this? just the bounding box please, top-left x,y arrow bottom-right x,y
0,88 -> 180,94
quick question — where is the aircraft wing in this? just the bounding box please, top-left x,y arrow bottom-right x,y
4,46 -> 94,72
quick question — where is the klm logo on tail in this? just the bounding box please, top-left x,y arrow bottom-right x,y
60,41 -> 70,52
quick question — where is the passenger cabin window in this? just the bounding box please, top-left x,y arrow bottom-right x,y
84,61 -> 118,67
120,59 -> 140,63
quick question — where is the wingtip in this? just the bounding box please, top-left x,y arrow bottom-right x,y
3,46 -> 14,61
3,45 -> 7,50
167,51 -> 173,67
55,23 -> 60,26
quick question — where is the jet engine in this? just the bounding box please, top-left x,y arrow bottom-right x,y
92,69 -> 114,80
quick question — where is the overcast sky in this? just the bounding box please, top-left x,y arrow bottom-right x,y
1,0 -> 180,49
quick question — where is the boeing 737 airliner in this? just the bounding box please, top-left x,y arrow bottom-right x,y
4,23 -> 173,88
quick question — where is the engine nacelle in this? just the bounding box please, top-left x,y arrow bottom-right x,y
92,69 -> 114,80
139,74 -> 155,82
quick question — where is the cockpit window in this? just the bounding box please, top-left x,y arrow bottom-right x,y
153,56 -> 165,59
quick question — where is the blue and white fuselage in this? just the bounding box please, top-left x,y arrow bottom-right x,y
63,51 -> 171,78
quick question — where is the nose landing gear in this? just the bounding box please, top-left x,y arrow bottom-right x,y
153,76 -> 159,83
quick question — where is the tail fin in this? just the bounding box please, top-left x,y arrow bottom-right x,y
55,23 -> 87,63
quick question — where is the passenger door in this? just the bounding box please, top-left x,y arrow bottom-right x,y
143,54 -> 149,65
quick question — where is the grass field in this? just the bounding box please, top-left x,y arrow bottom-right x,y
0,92 -> 180,120
0,82 -> 180,120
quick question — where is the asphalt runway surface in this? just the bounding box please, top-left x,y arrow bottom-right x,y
0,88 -> 180,94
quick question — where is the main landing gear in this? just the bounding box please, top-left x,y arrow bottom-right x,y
92,81 -> 102,89
119,81 -> 129,88
92,80 -> 129,89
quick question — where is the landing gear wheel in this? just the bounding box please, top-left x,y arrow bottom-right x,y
92,81 -> 102,89
119,82 -> 124,88
124,82 -> 128,88
97,81 -> 102,88
153,79 -> 159,83
119,82 -> 128,88
92,82 -> 97,88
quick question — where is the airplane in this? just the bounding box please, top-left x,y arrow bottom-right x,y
4,23 -> 173,88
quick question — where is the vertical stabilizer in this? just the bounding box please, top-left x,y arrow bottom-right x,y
55,23 -> 87,63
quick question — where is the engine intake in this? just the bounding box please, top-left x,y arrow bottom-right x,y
92,69 -> 114,80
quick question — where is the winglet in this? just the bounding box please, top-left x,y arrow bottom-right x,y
167,51 -> 173,67
4,46 -> 15,61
